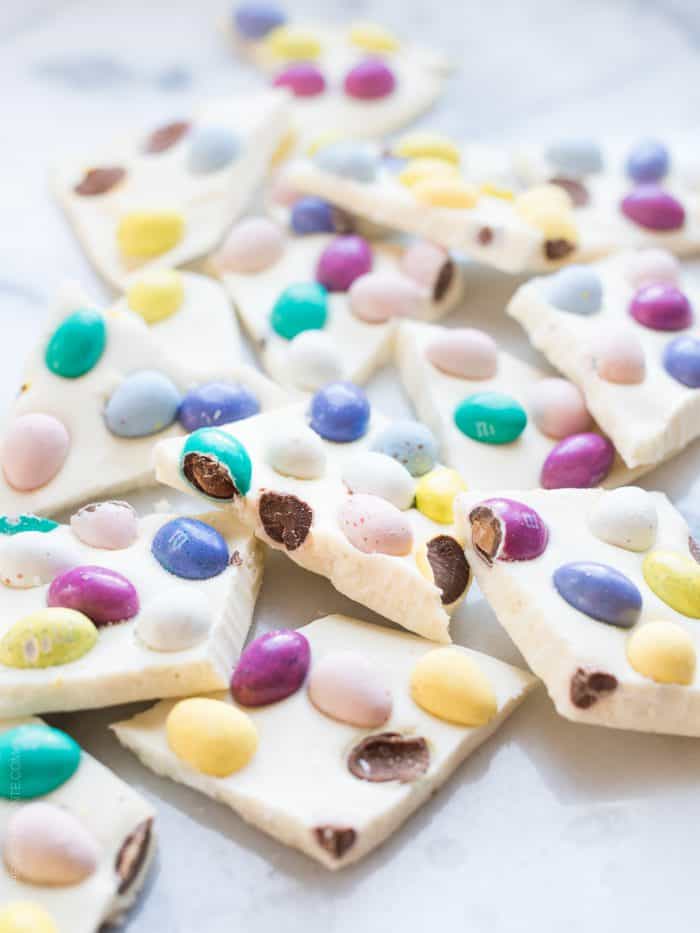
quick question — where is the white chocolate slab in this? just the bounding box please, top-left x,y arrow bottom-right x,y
112,614 -> 535,869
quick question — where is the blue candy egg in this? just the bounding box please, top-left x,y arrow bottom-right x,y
179,382 -> 260,432
290,197 -> 346,235
545,138 -> 603,176
553,561 -> 642,628
188,126 -> 241,174
105,370 -> 181,438
626,139 -> 670,183
151,517 -> 229,580
372,420 -> 438,477
316,142 -> 379,183
309,382 -> 370,442
663,334 -> 700,388
234,2 -> 286,39
546,265 -> 603,315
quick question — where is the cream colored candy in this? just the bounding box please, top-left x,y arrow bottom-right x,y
116,210 -> 185,259
339,493 -> 414,555
349,273 -> 426,324
349,21 -> 400,52
308,650 -> 392,727
624,248 -> 680,289
136,590 -> 212,652
515,184 -> 572,219
0,608 -> 98,669
0,903 -> 57,933
287,330 -> 343,390
643,550 -> 700,618
529,377 -> 591,440
211,217 -> 284,275
266,423 -> 327,479
70,500 -> 139,550
341,451 -> 415,511
627,621 -> 696,685
415,467 -> 466,524
413,179 -> 478,209
398,159 -> 460,189
394,132 -> 460,165
410,645 -> 497,726
166,697 -> 257,777
126,269 -> 184,323
588,487 -> 658,552
399,240 -> 452,292
0,532 -> 80,589
426,328 -> 498,380
1,413 -> 70,493
589,326 -> 646,385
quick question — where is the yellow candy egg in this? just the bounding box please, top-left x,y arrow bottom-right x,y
415,467 -> 467,524
627,621 -> 696,685
412,178 -> 478,210
398,158 -> 460,189
349,21 -> 400,53
0,902 -> 57,933
394,132 -> 461,165
515,184 -> 573,218
479,181 -> 515,201
0,608 -> 98,669
411,646 -> 497,726
127,269 -> 184,323
166,697 -> 257,777
643,550 -> 700,618
265,25 -> 321,61
117,211 -> 185,259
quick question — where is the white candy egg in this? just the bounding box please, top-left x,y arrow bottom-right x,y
0,532 -> 80,589
341,451 -> 415,510
266,424 -> 327,480
286,330 -> 344,391
588,487 -> 658,552
136,590 -> 212,652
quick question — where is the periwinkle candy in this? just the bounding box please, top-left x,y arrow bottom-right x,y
104,370 -> 181,438
290,197 -> 349,235
179,382 -> 260,431
151,517 -> 229,580
47,565 -> 139,626
372,420 -> 438,477
540,433 -> 614,489
469,497 -> 548,564
546,265 -> 603,315
553,561 -> 642,628
309,382 -> 370,442
663,334 -> 700,387
231,629 -> 311,706
626,139 -> 670,183
234,2 -> 286,39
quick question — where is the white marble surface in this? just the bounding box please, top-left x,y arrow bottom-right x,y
3,1 -> 700,930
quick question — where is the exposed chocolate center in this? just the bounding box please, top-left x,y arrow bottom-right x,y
477,226 -> 494,246
348,732 -> 430,783
314,825 -> 357,859
259,492 -> 312,551
183,452 -> 237,499
569,668 -> 618,710
331,207 -> 355,234
544,238 -> 576,261
144,120 -> 191,154
116,818 -> 153,894
433,259 -> 456,302
74,166 -> 125,196
468,506 -> 502,565
426,535 -> 470,604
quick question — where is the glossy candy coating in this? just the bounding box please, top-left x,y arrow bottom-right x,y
179,382 -> 260,431
70,500 -> 138,550
629,283 -> 692,331
309,382 -> 370,442
545,138 -> 603,176
212,217 -> 284,274
339,493 -> 414,555
469,497 -> 549,563
663,335 -> 700,387
414,467 -> 466,524
454,392 -> 527,445
344,58 -> 396,100
621,185 -> 685,231
45,309 -> 106,379
316,141 -> 379,182
2,414 -> 70,492
308,651 -> 392,727
290,197 -> 347,235
47,565 -> 139,626
181,427 -> 252,498
4,802 -> 99,886
0,724 -> 81,799
372,420 -> 438,476
627,621 -> 695,685
287,330 -> 344,391
151,517 -> 229,580
316,235 -> 372,292
426,328 -> 497,380
349,273 -> 425,323
529,378 -> 591,439
410,646 -> 497,726
270,282 -> 328,339
588,487 -> 658,552
626,139 -> 670,183
546,265 -> 603,315
342,451 -> 415,511
553,561 -> 642,628
264,25 -> 321,60
231,629 -> 311,706
117,211 -> 184,258
642,550 -> 700,618
104,370 -> 181,438
187,126 -> 240,174
0,532 -> 80,589
399,240 -> 453,295
266,423 -> 327,479
0,609 -> 98,669
234,2 -> 286,39
136,590 -> 212,652
398,158 -> 460,189
166,698 -> 257,776
273,62 -> 325,97
624,248 -> 679,288
590,326 -> 646,384
0,515 -> 58,536
412,178 -> 478,209
126,269 -> 184,324
540,432 -> 614,489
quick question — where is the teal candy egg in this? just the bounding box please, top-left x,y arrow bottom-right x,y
454,392 -> 527,445
0,515 -> 58,535
0,724 -> 81,799
45,309 -> 106,379
270,283 -> 328,340
181,427 -> 252,500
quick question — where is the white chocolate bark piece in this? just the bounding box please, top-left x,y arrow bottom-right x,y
0,277 -> 287,518
507,251 -> 700,468
0,716 -> 155,930
0,510 -> 263,716
53,91 -> 290,289
456,487 -> 700,735
112,614 -> 535,869
396,320 -> 646,489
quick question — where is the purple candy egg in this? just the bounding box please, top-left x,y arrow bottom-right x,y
469,497 -> 548,565
663,334 -> 700,388
47,565 -> 139,627
316,235 -> 373,292
629,283 -> 692,332
344,58 -> 396,100
620,185 -> 685,231
231,629 -> 311,706
540,433 -> 615,489
273,62 -> 326,97
553,561 -> 642,628
234,3 -> 286,39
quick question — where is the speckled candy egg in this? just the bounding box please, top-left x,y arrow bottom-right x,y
589,326 -> 646,384
212,217 -> 284,274
0,609 -> 98,669
372,420 -> 438,476
187,126 -> 241,174
621,185 -> 685,231
588,487 -> 658,552
273,62 -> 325,97
151,517 -> 229,580
179,382 -> 260,431
181,427 -> 252,499
45,309 -> 106,379
342,451 -> 415,510
426,328 -> 498,380
47,565 -> 139,626
400,241 -> 454,299
0,724 -> 80,799
266,423 -> 327,479
529,378 -> 591,439
349,273 -> 425,323
624,248 -> 679,289
234,2 -> 286,39
545,138 -> 603,176
0,531 -> 80,588
309,382 -> 370,442
663,334 -> 700,387
308,651 -> 392,727
553,561 -> 642,628
339,493 -> 414,555
4,802 -> 99,886
104,370 -> 181,438
231,629 -> 311,706
270,282 -> 328,339
316,141 -> 379,183
541,432 -> 614,489
344,58 -> 396,100
468,497 -> 549,564
626,139 -> 670,183
2,413 -> 70,492
290,197 -> 350,235
70,501 -> 138,550
316,235 -> 372,292
136,589 -> 212,652
546,265 -> 603,315
629,283 -> 692,331
286,330 -> 344,391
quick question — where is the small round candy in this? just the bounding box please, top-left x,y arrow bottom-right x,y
344,57 -> 396,100
211,217 -> 284,274
151,517 -> 229,580
290,197 -> 350,235
454,392 -> 527,445
45,309 -> 106,379
545,265 -> 603,315
624,248 -> 679,289
273,61 -> 325,97
349,273 -> 425,323
553,561 -> 642,628
0,531 -> 80,589
545,138 -> 603,176
589,326 -> 646,384
0,724 -> 80,799
414,467 -> 466,524
136,590 -> 212,652
529,378 -> 591,439
179,382 -> 260,431
166,698 -> 257,777
126,269 -> 184,324
627,621 -> 695,685
412,178 -> 478,209
187,126 -> 241,174
372,420 -> 438,477
394,132 -> 461,166
181,427 -> 252,499
468,497 -> 549,563
0,609 -> 98,669
117,210 -> 185,258
316,141 -> 379,182
316,235 -> 372,292
308,651 -> 392,727
629,283 -> 692,331
2,414 -> 69,492
342,451 -> 415,510
349,21 -> 400,53
626,139 -> 670,183
104,370 -> 181,438
642,550 -> 700,618
270,282 -> 328,340
264,24 -> 321,60
70,500 -> 138,550
231,629 -> 310,706
339,493 -> 414,555
266,423 -> 327,479
588,487 -> 658,552
663,334 -> 700,388
541,433 -> 614,489
410,646 -> 497,726
234,2 -> 286,39
399,240 -> 455,300
620,185 -> 685,231
426,328 -> 498,380
47,565 -> 139,626
287,330 -> 343,391
0,903 -> 57,933
309,382 -> 370,442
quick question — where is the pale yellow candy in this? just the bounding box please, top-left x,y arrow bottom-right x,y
127,269 -> 184,323
642,550 -> 700,618
627,621 -> 696,685
166,697 -> 257,777
479,181 -> 515,201
264,25 -> 321,60
415,467 -> 467,524
0,608 -> 98,669
398,158 -> 460,189
515,184 -> 573,218
412,178 -> 478,210
517,203 -> 578,245
394,132 -> 461,165
0,902 -> 57,933
411,646 -> 497,726
117,211 -> 185,259
271,128 -> 298,167
349,21 -> 400,53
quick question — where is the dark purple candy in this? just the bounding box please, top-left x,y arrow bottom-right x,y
553,561 -> 642,628
234,3 -> 286,39
47,565 -> 139,626
344,58 -> 396,100
663,334 -> 700,387
290,197 -> 349,235
316,235 -> 372,292
629,284 -> 692,332
620,185 -> 685,231
273,62 -> 326,97
231,629 -> 311,706
469,497 -> 548,564
178,382 -> 260,432
541,433 -> 614,489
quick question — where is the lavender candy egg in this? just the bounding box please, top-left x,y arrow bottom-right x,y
541,433 -> 615,489
152,517 -> 229,580
529,378 -> 591,439
316,235 -> 373,292
47,565 -> 139,626
589,326 -> 646,385
663,335 -> 700,388
344,58 -> 396,100
273,62 -> 326,97
2,413 -> 70,492
211,217 -> 284,275
468,497 -> 548,564
178,382 -> 260,431
426,328 -> 498,380
339,493 -> 414,556
620,185 -> 685,231
234,3 -> 286,39
308,651 -> 392,727
624,248 -> 679,289
400,241 -> 454,300
553,561 -> 642,628
349,273 -> 426,323
626,139 -> 670,184
309,381 -> 370,442
290,197 -> 351,235
629,283 -> 692,331
70,501 -> 138,550
231,629 -> 311,706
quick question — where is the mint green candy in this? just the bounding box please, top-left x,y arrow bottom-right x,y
45,309 -> 106,378
270,282 -> 328,340
181,427 -> 252,499
0,724 -> 81,799
454,392 -> 527,445
0,515 -> 58,535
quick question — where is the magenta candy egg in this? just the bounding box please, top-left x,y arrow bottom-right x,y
468,497 -> 548,564
541,433 -> 615,489
590,327 -> 646,384
2,413 -> 69,492
316,235 -> 373,292
344,58 -> 396,100
349,273 -> 425,323
620,185 -> 685,231
339,493 -> 413,555
47,565 -> 139,626
529,378 -> 591,439
624,248 -> 679,289
400,241 -> 452,296
273,62 -> 326,97
231,629 -> 311,707
426,328 -> 498,380
211,217 -> 284,274
70,501 -> 138,550
308,651 -> 392,727
629,283 -> 692,331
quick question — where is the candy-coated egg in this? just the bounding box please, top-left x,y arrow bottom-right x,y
104,370 -> 180,438
126,269 -> 184,324
339,493 -> 414,555
309,382 -> 370,442
454,392 -> 527,445
414,467 -> 466,524
270,282 -> 328,339
0,724 -> 80,799
0,609 -> 98,668
349,21 -> 400,52
2,414 -> 69,492
181,427 -> 252,499
349,273 -> 425,323
545,138 -> 603,176
372,420 -> 438,476
553,561 -> 642,627
316,235 -> 372,292
620,185 -> 685,231
273,61 -> 325,97
0,903 -> 57,933
4,802 -> 99,886
187,126 -> 241,174
394,132 -> 461,165
166,698 -> 257,776
412,178 -> 478,209
588,487 -> 658,552
45,308 -> 106,379
626,139 -> 670,183
211,217 -> 284,274
415,534 -> 471,606
468,497 -> 548,563
540,433 -> 614,489
545,265 -> 603,315
399,240 -> 454,299
151,517 -> 229,580
0,515 -> 58,536
0,531 -> 80,589
629,283 -> 692,331
642,550 -> 700,618
624,248 -> 679,288
398,158 -> 460,189
589,326 -> 646,384
264,24 -> 321,60
70,500 -> 138,550
344,58 -> 396,100
342,451 -> 415,510
136,589 -> 212,652
308,651 -> 392,726
266,423 -> 327,479
231,629 -> 310,706
516,183 -> 572,218
410,646 -> 497,725
316,141 -> 379,182
287,330 -> 343,390
47,565 -> 139,626
117,211 -> 184,259
234,2 -> 286,39
290,197 -> 351,235
178,382 -> 260,431
663,334 -> 700,388
529,378 -> 591,439
627,621 -> 695,685
426,328 -> 498,380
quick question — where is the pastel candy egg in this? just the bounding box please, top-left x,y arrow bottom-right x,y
2,414 -> 69,491
394,132 -> 461,166
468,497 -> 548,564
342,451 -> 415,511
47,565 -> 139,626
415,467 -> 466,524
290,197 -> 351,235
234,2 -> 286,39
270,282 -> 328,339
45,309 -> 106,378
309,381 -> 370,442
287,330 -> 343,390
349,21 -> 400,53
316,141 -> 379,182
166,698 -> 257,776
553,561 -> 642,627
70,501 -> 138,550
545,138 -> 603,176
642,550 -> 700,618
399,241 -> 455,300
181,427 -> 252,498
0,609 -> 98,668
412,178 -> 478,209
126,269 -> 184,323
0,903 -> 57,933
104,370 -> 181,438
624,248 -> 679,289
410,646 -> 497,726
344,58 -> 396,100
187,126 -> 240,174
627,621 -> 695,685
663,334 -> 700,388
629,283 -> 692,331
151,517 -> 229,580
231,629 -> 311,706
426,328 -> 498,380
546,265 -> 603,314
529,378 -> 591,439
372,420 -> 438,476
339,493 -> 414,555
588,487 -> 658,552
117,211 -> 185,258
540,432 -> 614,489
211,217 -> 284,274
264,25 -> 321,60
516,184 -> 572,220
590,326 -> 646,384
4,802 -> 99,886
136,590 -> 212,652
0,515 -> 58,536
454,392 -> 527,445
266,423 -> 327,479
398,158 -> 460,189
620,185 -> 685,231
179,382 -> 260,431
349,273 -> 426,323
273,62 -> 325,97
316,235 -> 373,292
308,651 -> 392,727
415,535 -> 471,606
0,532 -> 80,588
626,139 -> 670,183
0,724 -> 80,798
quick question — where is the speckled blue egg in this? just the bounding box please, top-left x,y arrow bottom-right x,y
372,420 -> 438,476
309,382 -> 370,442
553,561 -> 642,628
626,139 -> 670,183
316,142 -> 379,183
234,2 -> 286,39
546,265 -> 603,315
151,517 -> 229,580
545,138 -> 603,176
179,382 -> 260,431
104,370 -> 181,438
663,334 -> 700,388
187,126 -> 241,174
290,197 -> 346,235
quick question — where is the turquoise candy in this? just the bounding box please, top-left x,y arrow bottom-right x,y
0,515 -> 58,535
45,309 -> 106,379
0,724 -> 81,799
454,392 -> 527,445
181,427 -> 252,499
270,283 -> 328,340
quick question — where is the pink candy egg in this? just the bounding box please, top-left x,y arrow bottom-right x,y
269,172 -> 301,207
344,58 -> 396,100
529,378 -> 591,439
308,650 -> 392,727
349,273 -> 426,323
211,217 -> 284,274
589,327 -> 646,384
426,328 -> 498,380
339,493 -> 413,555
70,500 -> 139,549
624,248 -> 679,289
273,62 -> 326,97
400,241 -> 452,296
2,413 -> 69,492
